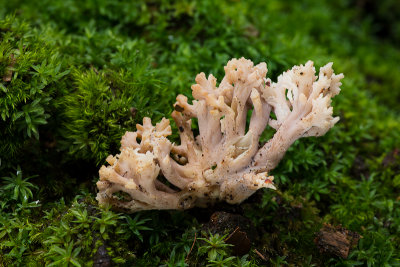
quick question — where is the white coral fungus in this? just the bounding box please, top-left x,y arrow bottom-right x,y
96,58 -> 343,212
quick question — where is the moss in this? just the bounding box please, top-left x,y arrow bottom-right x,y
0,0 -> 400,266
0,16 -> 70,162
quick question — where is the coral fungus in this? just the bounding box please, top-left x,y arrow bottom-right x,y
96,58 -> 343,212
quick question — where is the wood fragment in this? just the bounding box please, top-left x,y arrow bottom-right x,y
314,224 -> 361,259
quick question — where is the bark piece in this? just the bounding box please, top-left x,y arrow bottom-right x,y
314,224 -> 361,259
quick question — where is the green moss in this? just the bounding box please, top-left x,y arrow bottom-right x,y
0,0 -> 400,266
0,16 -> 70,161
60,64 -> 167,165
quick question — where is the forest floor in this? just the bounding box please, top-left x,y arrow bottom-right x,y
1,0 -> 400,266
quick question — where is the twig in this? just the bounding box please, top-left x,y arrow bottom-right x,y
224,226 -> 240,242
186,232 -> 197,261
254,249 -> 267,262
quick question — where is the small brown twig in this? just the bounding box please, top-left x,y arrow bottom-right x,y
186,232 -> 197,261
224,226 -> 240,242
254,248 -> 268,262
